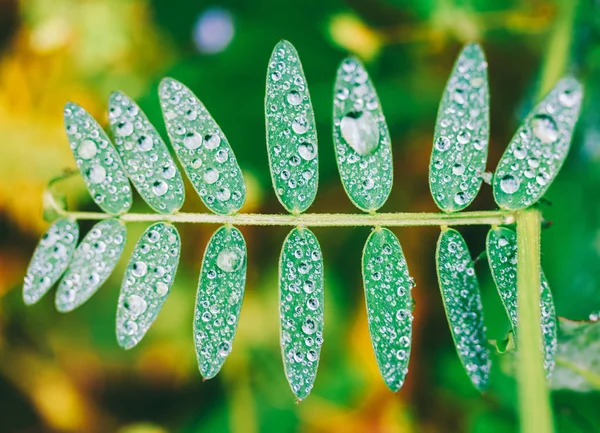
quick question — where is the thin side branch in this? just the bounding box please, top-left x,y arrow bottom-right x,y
56,209 -> 515,227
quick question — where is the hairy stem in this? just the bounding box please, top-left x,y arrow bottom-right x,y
56,209 -> 515,227
516,208 -> 553,433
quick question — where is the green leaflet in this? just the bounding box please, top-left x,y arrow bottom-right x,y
436,228 -> 491,391
332,58 -> 393,212
194,226 -> 247,379
64,102 -> 132,214
265,40 -> 318,214
430,44 -> 489,212
493,78 -> 583,209
362,228 -> 413,391
23,218 -> 79,305
55,219 -> 127,312
486,227 -> 557,374
550,318 -> 600,392
159,78 -> 246,215
116,223 -> 181,349
108,92 -> 185,214
279,227 -> 324,400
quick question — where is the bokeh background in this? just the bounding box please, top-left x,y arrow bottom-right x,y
1,0 -> 600,432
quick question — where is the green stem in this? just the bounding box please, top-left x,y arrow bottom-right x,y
55,209 -> 515,227
516,208 -> 554,433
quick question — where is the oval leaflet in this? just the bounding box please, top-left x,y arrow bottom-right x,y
265,40 -> 318,214
64,102 -> 132,214
160,78 -> 246,215
55,219 -> 127,312
108,91 -> 185,214
486,227 -> 557,374
194,225 -> 247,379
116,222 -> 181,349
436,228 -> 491,391
23,218 -> 79,305
430,44 -> 489,212
333,58 -> 393,212
362,228 -> 414,391
279,227 -> 324,400
493,78 -> 583,209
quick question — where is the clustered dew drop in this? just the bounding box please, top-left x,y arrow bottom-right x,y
279,228 -> 324,400
160,78 -> 246,215
194,226 -> 247,379
333,57 -> 392,212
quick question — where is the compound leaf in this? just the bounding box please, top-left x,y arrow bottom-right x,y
194,226 -> 247,379
279,227 -> 324,400
333,58 -> 392,212
160,78 -> 246,215
436,228 -> 491,391
55,219 -> 127,312
493,78 -> 583,209
23,218 -> 79,305
362,228 -> 413,391
486,227 -> 557,374
108,92 -> 185,214
64,102 -> 132,214
265,40 -> 318,214
116,222 -> 181,349
430,44 -> 489,212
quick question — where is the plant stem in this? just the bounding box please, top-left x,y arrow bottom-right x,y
55,209 -> 515,227
516,208 -> 554,433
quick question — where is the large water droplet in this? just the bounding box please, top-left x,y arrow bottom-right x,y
78,140 -> 97,160
287,90 -> 302,106
500,174 -> 520,194
137,135 -> 153,152
183,132 -> 203,149
216,247 -> 244,272
152,180 -> 169,196
531,114 -> 559,144
292,116 -> 309,134
204,134 -> 221,150
116,121 -> 134,137
298,143 -> 317,161
124,294 -> 147,317
86,165 -> 106,184
340,111 -> 380,156
204,168 -> 219,184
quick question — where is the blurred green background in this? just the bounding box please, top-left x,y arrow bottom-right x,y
1,0 -> 600,432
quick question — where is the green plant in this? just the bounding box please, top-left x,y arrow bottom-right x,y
23,40 -> 582,431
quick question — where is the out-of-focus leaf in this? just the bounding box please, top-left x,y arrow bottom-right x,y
159,78 -> 246,215
486,227 -> 557,374
55,219 -> 127,312
493,78 -> 583,209
429,44 -> 489,212
279,227 -> 324,400
265,40 -> 318,214
64,102 -> 133,214
332,58 -> 392,212
550,317 -> 600,392
194,226 -> 246,379
362,228 -> 413,391
23,218 -> 79,305
108,92 -> 185,214
116,222 -> 180,349
436,228 -> 490,391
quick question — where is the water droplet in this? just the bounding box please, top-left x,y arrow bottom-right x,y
124,294 -> 147,317
454,192 -> 467,205
435,136 -> 450,152
204,168 -> 219,184
216,187 -> 231,201
183,132 -> 203,149
215,149 -> 228,163
217,341 -> 231,356
86,165 -> 106,184
558,88 -> 582,108
155,281 -> 169,296
298,143 -> 317,161
452,163 -> 465,176
287,90 -> 302,106
531,114 -> 559,144
216,247 -> 244,272
340,111 -> 379,156
457,130 -> 470,145
78,140 -> 97,159
161,164 -> 177,179
204,134 -> 221,150
137,135 -> 153,152
152,180 -> 169,196
116,121 -> 134,137
500,174 -> 520,194
514,147 -> 526,160
292,116 -> 309,134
